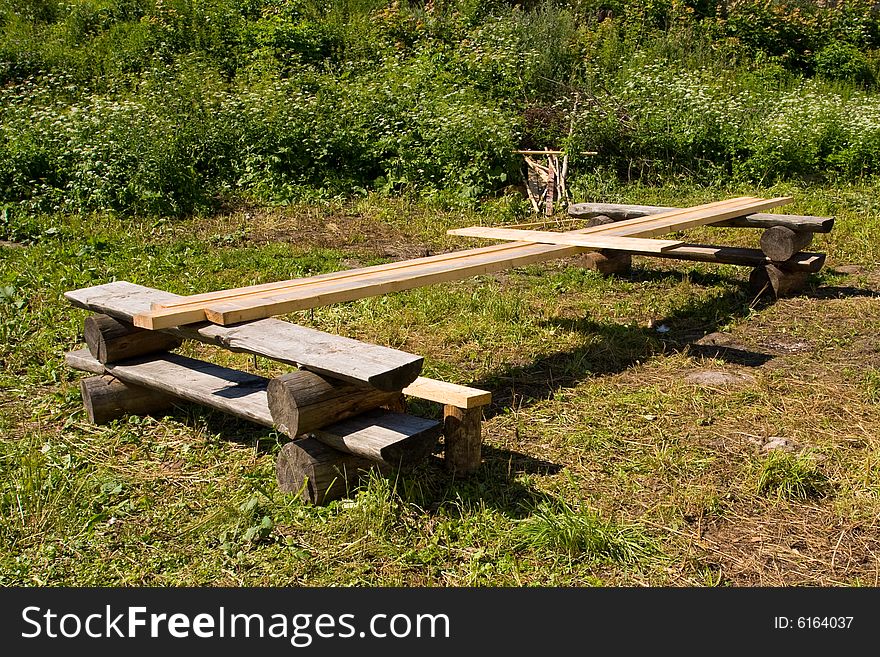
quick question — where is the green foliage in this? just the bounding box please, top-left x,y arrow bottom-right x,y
755,450 -> 831,501
815,41 -> 874,86
516,499 -> 656,562
2,0 -> 880,215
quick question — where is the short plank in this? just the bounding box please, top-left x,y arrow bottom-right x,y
402,376 -> 491,409
64,281 -> 423,391
447,227 -> 682,252
567,202 -> 834,233
65,350 -> 439,465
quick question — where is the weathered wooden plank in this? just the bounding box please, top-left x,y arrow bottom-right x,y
568,202 -> 834,233
66,350 -> 439,465
446,227 -> 684,252
101,353 -> 273,427
66,348 -> 107,374
401,377 -> 491,409
64,281 -> 423,391
650,244 -> 825,272
582,196 -> 792,239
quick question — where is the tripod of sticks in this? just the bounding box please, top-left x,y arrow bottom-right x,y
517,149 -> 568,217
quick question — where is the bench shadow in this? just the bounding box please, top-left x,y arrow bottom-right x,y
471,271 -> 774,421
392,445 -> 563,519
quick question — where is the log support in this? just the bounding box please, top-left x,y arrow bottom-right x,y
749,264 -> 810,298
267,370 -> 402,438
443,405 -> 483,475
276,438 -> 381,505
85,313 -> 181,363
759,226 -> 813,262
80,375 -> 174,424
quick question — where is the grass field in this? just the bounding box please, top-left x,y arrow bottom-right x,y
2,179 -> 879,586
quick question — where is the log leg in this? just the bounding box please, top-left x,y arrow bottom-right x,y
85,314 -> 182,363
268,370 -> 401,437
80,375 -> 175,424
759,226 -> 813,262
443,405 -> 482,475
276,438 -> 380,505
749,264 -> 809,298
579,250 -> 632,276
576,214 -> 632,276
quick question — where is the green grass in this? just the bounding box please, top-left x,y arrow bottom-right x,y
3,180 -> 880,586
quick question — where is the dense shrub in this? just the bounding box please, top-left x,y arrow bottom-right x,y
2,0 -> 880,215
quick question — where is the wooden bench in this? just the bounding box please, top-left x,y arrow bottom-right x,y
65,282 -> 492,503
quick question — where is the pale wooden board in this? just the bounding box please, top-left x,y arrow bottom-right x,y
147,235 -> 600,327
567,202 -> 835,232
65,350 -> 440,464
149,241 -> 528,312
130,198 -> 791,328
65,281 -> 423,391
446,227 -> 683,252
582,196 -> 793,239
402,376 -> 491,409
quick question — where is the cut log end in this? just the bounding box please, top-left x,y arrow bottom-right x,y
759,226 -> 814,263
267,370 -> 402,438
276,438 -> 379,505
79,375 -> 175,425
749,264 -> 810,298
84,313 -> 182,363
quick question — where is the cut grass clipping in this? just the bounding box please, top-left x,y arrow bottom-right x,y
755,451 -> 831,502
516,500 -> 657,563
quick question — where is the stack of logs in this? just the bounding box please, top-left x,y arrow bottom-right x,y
567,202 -> 833,296
64,282 -> 491,504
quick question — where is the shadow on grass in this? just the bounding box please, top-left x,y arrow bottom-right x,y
472,271 -> 774,421
392,444 -> 563,519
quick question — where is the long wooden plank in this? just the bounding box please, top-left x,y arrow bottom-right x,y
567,202 -> 835,232
198,238 -> 595,326
446,228 -> 683,252
582,196 -> 793,239
149,198 -> 758,317
65,349 -> 440,466
134,197 -> 790,328
65,282 -> 423,391
151,241 -> 531,311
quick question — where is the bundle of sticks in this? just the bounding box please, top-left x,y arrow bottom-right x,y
517,149 -> 568,216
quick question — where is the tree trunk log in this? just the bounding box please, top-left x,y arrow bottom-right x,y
443,405 -> 482,475
80,375 -> 174,424
759,226 -> 814,262
749,264 -> 810,298
85,314 -> 182,363
267,370 -> 402,437
276,438 -> 380,504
